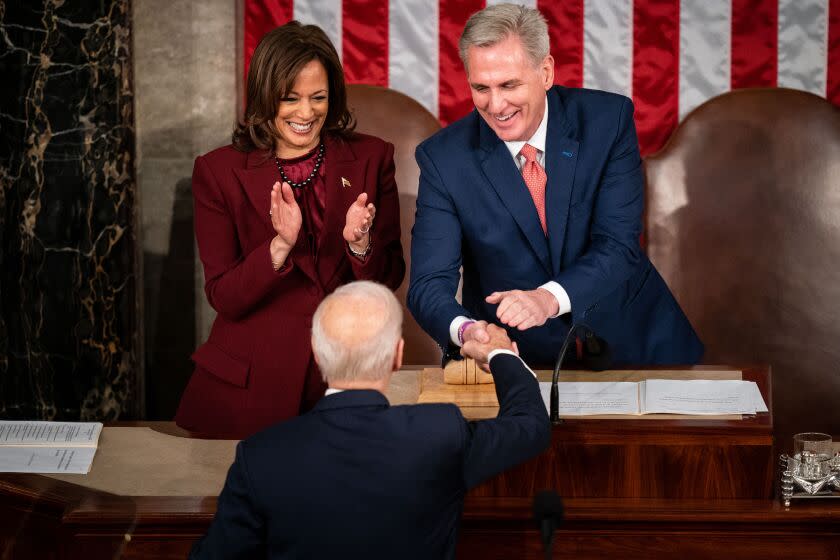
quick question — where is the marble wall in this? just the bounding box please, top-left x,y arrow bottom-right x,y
133,0 -> 238,418
0,1 -> 141,419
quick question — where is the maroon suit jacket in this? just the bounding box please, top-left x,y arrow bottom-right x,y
175,133 -> 405,439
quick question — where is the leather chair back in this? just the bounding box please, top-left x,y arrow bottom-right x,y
347,84 -> 442,365
645,88 -> 840,444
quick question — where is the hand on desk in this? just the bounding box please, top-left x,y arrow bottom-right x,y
461,324 -> 519,372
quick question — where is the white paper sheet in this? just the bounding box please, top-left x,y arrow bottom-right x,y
745,381 -> 769,413
539,381 -> 639,415
0,422 -> 103,474
641,379 -> 763,415
0,446 -> 98,474
0,421 -> 102,446
537,379 -> 768,416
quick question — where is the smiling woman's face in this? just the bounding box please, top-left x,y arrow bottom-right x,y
274,59 -> 329,158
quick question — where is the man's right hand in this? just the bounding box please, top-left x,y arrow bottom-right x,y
461,324 -> 518,372
461,320 -> 490,345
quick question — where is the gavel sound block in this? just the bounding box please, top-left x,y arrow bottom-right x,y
443,358 -> 494,384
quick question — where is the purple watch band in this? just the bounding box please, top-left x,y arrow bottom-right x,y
457,320 -> 476,346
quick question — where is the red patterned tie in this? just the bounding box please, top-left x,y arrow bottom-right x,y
520,143 -> 547,234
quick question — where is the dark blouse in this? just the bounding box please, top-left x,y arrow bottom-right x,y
275,144 -> 327,255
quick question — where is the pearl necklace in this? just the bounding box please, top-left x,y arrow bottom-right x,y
275,143 -> 325,189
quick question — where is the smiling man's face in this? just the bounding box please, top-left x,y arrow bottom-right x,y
467,34 -> 554,142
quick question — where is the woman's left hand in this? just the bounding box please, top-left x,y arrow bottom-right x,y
343,192 -> 376,251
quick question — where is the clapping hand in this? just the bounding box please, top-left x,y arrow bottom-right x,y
270,181 -> 302,250
269,182 -> 302,268
343,192 -> 376,253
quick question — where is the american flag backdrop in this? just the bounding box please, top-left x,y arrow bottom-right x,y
245,0 -> 840,156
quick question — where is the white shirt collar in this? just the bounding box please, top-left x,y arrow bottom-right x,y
325,387 -> 344,396
504,94 -> 549,162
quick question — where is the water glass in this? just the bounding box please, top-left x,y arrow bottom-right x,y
792,432 -> 833,479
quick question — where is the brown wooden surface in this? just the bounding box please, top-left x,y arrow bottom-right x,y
459,497 -> 840,560
2,474 -> 840,559
0,366 -> 834,560
470,365 -> 773,499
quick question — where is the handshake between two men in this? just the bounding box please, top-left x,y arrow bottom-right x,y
192,280 -> 551,560
461,287 -> 558,372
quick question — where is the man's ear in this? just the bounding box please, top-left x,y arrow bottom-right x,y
312,338 -> 320,367
542,54 -> 555,89
392,338 -> 405,372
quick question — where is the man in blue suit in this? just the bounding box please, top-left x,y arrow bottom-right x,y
190,281 -> 550,559
408,3 -> 703,367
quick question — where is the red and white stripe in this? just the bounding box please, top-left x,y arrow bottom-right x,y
244,0 -> 840,155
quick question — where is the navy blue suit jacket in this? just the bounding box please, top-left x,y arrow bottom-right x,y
190,352 -> 550,559
408,86 -> 703,366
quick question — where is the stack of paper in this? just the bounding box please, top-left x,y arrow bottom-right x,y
538,379 -> 768,416
640,379 -> 768,415
0,421 -> 103,474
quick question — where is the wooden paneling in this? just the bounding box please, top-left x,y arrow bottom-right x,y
472,366 -> 773,499
458,497 -> 840,559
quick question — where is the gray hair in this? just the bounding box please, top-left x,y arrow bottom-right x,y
311,281 -> 403,384
459,3 -> 550,73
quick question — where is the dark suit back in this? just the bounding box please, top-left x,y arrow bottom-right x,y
191,353 -> 550,559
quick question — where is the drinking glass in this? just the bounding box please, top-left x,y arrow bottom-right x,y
792,432 -> 832,479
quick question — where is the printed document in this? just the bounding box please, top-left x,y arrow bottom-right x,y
0,421 -> 103,474
539,380 -> 767,416
641,379 -> 766,415
539,382 -> 639,415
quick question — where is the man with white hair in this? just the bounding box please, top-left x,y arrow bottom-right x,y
191,280 -> 550,559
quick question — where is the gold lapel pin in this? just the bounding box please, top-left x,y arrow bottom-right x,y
341,177 -> 352,188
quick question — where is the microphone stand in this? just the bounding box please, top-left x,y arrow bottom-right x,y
550,324 -> 587,425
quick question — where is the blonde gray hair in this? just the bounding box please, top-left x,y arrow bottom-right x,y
459,3 -> 550,73
311,281 -> 403,384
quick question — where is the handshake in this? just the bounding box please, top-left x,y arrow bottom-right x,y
460,322 -> 519,372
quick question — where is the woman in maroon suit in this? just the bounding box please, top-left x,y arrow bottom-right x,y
175,21 -> 405,439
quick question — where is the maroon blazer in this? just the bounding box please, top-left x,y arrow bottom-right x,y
175,133 -> 405,439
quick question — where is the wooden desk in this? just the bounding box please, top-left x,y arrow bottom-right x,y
1,366 -> 838,559
459,496 -> 840,559
472,365 -> 775,500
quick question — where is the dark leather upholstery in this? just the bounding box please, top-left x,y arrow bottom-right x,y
645,88 -> 840,445
347,84 -> 442,365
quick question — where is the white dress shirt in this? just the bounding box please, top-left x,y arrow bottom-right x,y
449,96 -> 572,346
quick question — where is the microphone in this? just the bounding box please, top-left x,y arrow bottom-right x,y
533,490 -> 564,560
550,324 -> 611,424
